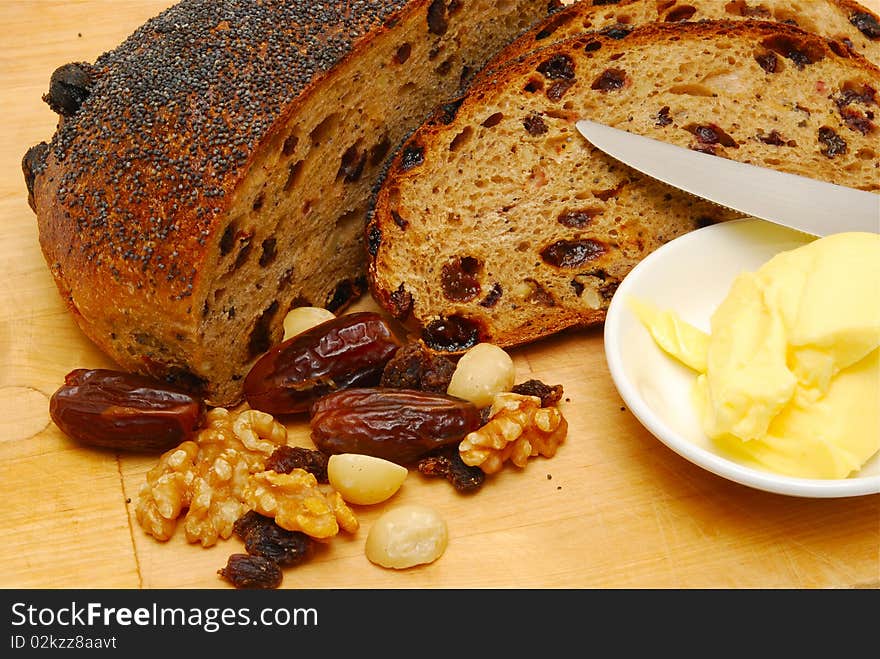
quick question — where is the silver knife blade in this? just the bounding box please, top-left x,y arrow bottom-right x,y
575,119 -> 879,237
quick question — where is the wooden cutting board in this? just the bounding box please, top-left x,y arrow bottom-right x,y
2,1 -> 878,590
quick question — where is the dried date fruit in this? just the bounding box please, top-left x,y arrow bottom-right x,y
218,554 -> 282,589
49,368 -> 205,452
417,446 -> 485,493
244,312 -> 401,415
265,445 -> 329,483
310,388 -> 482,464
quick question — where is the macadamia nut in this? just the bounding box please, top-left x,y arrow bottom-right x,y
446,342 -> 515,407
365,504 -> 448,569
282,307 -> 335,341
327,453 -> 408,505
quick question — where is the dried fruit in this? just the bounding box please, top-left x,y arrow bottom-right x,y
540,239 -> 608,268
218,554 -> 282,589
511,379 -> 564,407
265,445 -> 329,482
441,256 -> 483,302
233,511 -> 314,567
310,388 -> 482,464
49,368 -> 205,452
379,339 -> 456,393
244,312 -> 401,415
417,446 -> 485,493
421,314 -> 482,352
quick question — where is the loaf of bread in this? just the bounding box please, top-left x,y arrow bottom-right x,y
483,0 -> 880,75
367,20 -> 880,354
23,0 -> 558,406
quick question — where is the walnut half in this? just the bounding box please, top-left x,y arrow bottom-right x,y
458,392 -> 568,474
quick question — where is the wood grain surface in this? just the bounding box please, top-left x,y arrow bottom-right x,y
2,1 -> 878,590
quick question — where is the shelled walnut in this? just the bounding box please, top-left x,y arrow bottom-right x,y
135,407 -> 288,546
459,392 -> 567,474
243,469 -> 359,539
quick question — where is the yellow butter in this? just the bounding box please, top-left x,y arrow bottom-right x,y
632,232 -> 880,480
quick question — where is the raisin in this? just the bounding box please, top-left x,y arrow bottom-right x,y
427,0 -> 449,35
511,379 -> 564,407
547,80 -> 575,101
233,510 -> 275,541
22,142 -> 49,212
218,554 -> 282,589
685,123 -> 738,147
389,283 -> 414,321
243,312 -> 401,415
259,238 -> 277,267
265,445 -> 329,483
523,113 -> 548,136
390,210 -> 408,230
400,145 -> 425,171
325,276 -> 366,313
244,522 -> 314,567
540,239 -> 608,268
840,108 -> 873,134
655,106 -> 672,127
756,129 -> 787,146
42,62 -> 93,116
523,278 -> 556,306
247,300 -> 279,358
441,256 -> 482,302
755,51 -> 778,73
557,208 -> 602,228
369,135 -> 392,165
380,340 -> 457,393
537,54 -> 575,80
310,388 -> 482,464
417,446 -> 485,493
478,283 -> 503,308
337,144 -> 366,183
850,12 -> 880,39
49,369 -> 205,452
818,126 -> 847,157
759,35 -> 823,69
591,68 -> 627,92
422,315 -> 482,352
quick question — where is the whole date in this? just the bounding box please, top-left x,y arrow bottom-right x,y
244,312 -> 401,415
310,387 -> 482,464
49,368 -> 205,451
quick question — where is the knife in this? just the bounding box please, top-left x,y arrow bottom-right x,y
575,119 -> 880,237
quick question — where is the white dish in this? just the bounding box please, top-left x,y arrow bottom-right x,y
604,217 -> 880,498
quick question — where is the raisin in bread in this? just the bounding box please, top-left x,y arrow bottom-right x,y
484,0 -> 880,75
367,20 -> 880,354
23,0 -> 559,406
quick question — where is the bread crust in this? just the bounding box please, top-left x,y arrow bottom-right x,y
368,19 -> 880,352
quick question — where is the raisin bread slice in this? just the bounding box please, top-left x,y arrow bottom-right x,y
484,0 -> 880,74
367,20 -> 880,354
24,0 -> 559,406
